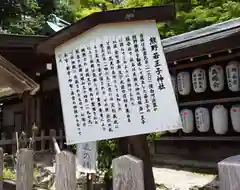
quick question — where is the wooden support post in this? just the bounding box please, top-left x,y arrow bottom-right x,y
1,133 -> 5,140
32,124 -> 38,151
59,129 -> 64,150
21,132 -> 28,149
35,96 -> 41,129
23,92 -> 30,136
52,137 -> 61,154
118,135 -> 156,190
113,154 -> 144,190
16,149 -> 34,190
117,137 -> 129,156
23,92 -> 36,137
129,135 -> 155,190
86,173 -> 94,190
1,133 -> 5,152
0,148 -> 3,190
55,151 -> 76,190
12,132 -> 16,155
50,129 -> 56,151
40,130 -> 45,151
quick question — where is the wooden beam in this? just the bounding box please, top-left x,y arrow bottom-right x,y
156,136 -> 240,141
179,96 -> 240,107
172,50 -> 240,70
165,34 -> 240,63
0,34 -> 46,49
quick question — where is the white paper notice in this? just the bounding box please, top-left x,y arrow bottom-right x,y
76,142 -> 97,173
55,20 -> 182,144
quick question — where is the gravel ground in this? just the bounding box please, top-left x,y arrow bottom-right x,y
153,167 -> 219,190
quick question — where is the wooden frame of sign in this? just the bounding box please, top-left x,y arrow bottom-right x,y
37,6 -> 176,190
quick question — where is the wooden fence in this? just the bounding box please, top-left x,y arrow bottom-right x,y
0,129 -> 65,154
0,144 -> 145,190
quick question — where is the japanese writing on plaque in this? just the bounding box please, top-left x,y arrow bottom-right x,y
58,34 -> 167,135
76,142 -> 97,173
149,36 -> 165,91
55,21 -> 181,144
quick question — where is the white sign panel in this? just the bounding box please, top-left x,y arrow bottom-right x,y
55,21 -> 181,144
76,142 -> 97,173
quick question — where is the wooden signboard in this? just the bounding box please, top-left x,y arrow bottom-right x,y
55,20 -> 181,144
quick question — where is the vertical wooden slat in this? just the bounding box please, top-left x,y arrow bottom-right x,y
86,174 -> 94,190
23,92 -> 30,136
0,148 -> 3,190
35,96 -> 41,129
0,133 -> 5,141
1,133 -> 5,152
55,151 -> 76,190
50,129 -> 56,151
59,129 -> 64,150
52,137 -> 61,154
32,124 -> 38,151
23,92 -> 36,137
12,132 -> 16,154
112,154 -> 144,190
40,130 -> 45,151
16,149 -> 34,190
29,96 -> 35,136
22,132 -> 28,149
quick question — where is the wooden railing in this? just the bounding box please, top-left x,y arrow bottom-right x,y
0,129 -> 65,154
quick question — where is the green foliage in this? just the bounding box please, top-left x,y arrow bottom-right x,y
147,132 -> 164,143
75,6 -> 101,19
1,0 -> 76,34
0,0 -> 45,34
54,2 -> 76,22
3,168 -> 16,180
158,0 -> 240,38
97,140 -> 117,181
6,14 -> 45,35
0,0 -> 22,26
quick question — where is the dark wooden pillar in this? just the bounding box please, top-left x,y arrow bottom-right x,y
22,91 -> 37,136
35,95 -> 41,130
117,137 -> 129,156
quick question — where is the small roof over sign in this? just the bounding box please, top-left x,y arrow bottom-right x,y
36,5 -> 175,56
0,55 -> 39,98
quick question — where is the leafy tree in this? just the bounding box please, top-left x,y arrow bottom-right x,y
0,0 -> 76,34
54,1 -> 76,22
97,139 -> 117,187
158,0 -> 240,38
0,0 -> 46,34
0,0 -> 22,27
73,0 -> 117,19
